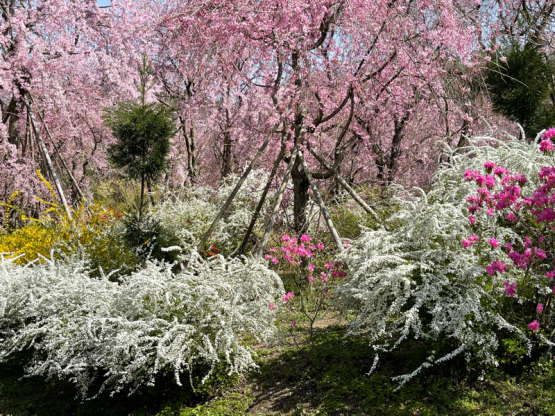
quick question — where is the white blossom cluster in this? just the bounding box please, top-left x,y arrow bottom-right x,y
338,132 -> 548,387
0,252 -> 284,397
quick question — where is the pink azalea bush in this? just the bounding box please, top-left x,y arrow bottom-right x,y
462,131 -> 555,336
264,234 -> 347,346
337,132 -> 555,388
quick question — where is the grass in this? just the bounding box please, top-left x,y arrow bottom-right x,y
249,326 -> 555,415
2,325 -> 555,415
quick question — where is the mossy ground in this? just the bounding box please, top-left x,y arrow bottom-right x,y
2,324 -> 555,416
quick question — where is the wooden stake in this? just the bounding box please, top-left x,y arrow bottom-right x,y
236,141 -> 286,256
35,109 -> 89,204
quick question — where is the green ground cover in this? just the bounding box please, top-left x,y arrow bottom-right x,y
2,324 -> 555,416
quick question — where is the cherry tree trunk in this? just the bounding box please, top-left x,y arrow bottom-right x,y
221,130 -> 233,178
292,156 -> 311,234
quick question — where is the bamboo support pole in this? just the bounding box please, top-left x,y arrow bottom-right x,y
236,142 -> 286,256
35,110 -> 89,206
28,93 -> 88,206
26,100 -> 73,220
255,146 -> 299,260
298,151 -> 343,251
197,123 -> 280,251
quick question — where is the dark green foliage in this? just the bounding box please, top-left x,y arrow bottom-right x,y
104,102 -> 175,218
0,351 -> 238,416
4,329 -> 555,415
121,210 -> 181,268
105,104 -> 174,184
252,328 -> 555,415
486,42 -> 555,139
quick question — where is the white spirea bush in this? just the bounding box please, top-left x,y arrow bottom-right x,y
338,133 -> 549,387
151,169 -> 277,254
0,253 -> 284,397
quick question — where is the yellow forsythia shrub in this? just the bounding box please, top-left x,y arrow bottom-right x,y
0,172 -> 136,276
0,224 -> 57,263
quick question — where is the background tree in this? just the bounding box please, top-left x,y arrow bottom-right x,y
0,0 -> 149,218
486,42 -> 555,139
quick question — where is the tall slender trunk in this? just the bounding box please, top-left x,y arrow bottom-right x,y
221,129 -> 233,177
180,116 -> 197,184
292,156 -> 311,234
140,175 -> 145,220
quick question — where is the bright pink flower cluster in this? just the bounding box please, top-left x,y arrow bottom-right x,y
463,235 -> 479,248
485,260 -> 507,276
540,140 -> 554,152
465,161 -> 529,217
277,235 -> 324,266
465,159 -> 555,332
322,262 -> 347,280
540,126 -> 555,153
542,127 -> 555,140
283,292 -> 295,303
464,161 -> 555,271
529,320 -> 540,331
489,238 -> 499,248
502,281 -> 517,297
269,235 -> 345,284
264,254 -> 279,264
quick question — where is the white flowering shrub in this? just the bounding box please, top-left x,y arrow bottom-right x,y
338,131 -> 554,387
150,169 -> 277,256
0,252 -> 284,397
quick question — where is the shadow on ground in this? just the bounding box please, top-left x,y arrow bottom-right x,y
247,326 -> 555,416
2,327 -> 555,416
